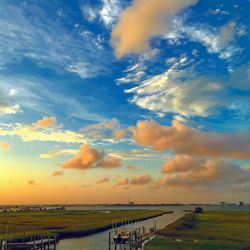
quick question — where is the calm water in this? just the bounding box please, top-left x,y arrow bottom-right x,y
57,205 -> 250,250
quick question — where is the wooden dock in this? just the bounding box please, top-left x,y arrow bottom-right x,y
1,235 -> 57,250
108,222 -> 157,250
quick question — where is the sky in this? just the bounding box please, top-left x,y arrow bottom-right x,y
0,0 -> 250,205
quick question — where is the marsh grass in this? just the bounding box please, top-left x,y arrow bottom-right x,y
0,209 -> 171,242
146,211 -> 250,250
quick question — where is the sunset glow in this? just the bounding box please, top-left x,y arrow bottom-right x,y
0,0 -> 249,205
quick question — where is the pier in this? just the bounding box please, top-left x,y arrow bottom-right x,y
0,235 -> 57,250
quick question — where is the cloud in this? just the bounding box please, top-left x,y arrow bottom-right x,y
166,19 -> 242,59
35,116 -> 57,129
123,55 -> 250,118
113,129 -> 128,140
111,0 -> 197,57
81,0 -> 124,29
109,148 -> 170,160
119,120 -> 250,160
127,165 -> 139,171
97,176 -> 110,184
63,144 -> 121,170
125,55 -> 224,118
1,75 -> 107,123
99,0 -> 122,28
162,154 -> 203,173
0,141 -> 9,152
0,88 -> 20,114
40,149 -> 77,159
0,123 -> 87,144
0,1 -> 111,78
52,171 -> 64,176
27,180 -> 36,186
81,4 -> 97,23
0,104 -> 20,114
8,89 -> 18,97
84,118 -> 119,131
160,155 -> 250,188
81,118 -> 120,140
80,184 -> 92,188
116,177 -> 129,186
130,174 -> 153,185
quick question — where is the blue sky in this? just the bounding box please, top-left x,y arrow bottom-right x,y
0,0 -> 250,204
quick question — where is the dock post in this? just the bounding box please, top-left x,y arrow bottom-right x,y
54,235 -> 56,250
109,232 -> 111,250
47,235 -> 50,250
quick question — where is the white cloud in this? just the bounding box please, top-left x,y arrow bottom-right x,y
0,104 -> 20,114
125,56 -> 224,117
0,87 -> 20,114
0,123 -> 88,144
81,4 -> 97,22
99,0 -> 122,28
165,18 -> 243,59
8,89 -> 18,97
116,49 -> 160,85
40,149 -> 78,159
0,75 -> 107,122
120,50 -> 250,118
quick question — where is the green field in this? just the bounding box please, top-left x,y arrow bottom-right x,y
145,210 -> 250,250
0,209 -> 171,242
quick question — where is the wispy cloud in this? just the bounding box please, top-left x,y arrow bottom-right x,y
0,75 -> 107,122
166,18 -> 243,59
0,1 -> 111,78
0,123 -> 88,144
122,56 -> 250,118
82,0 -> 123,29
40,149 -> 78,159
0,87 -> 20,114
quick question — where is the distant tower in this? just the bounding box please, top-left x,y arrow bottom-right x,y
239,201 -> 244,207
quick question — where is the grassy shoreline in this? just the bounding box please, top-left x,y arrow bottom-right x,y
146,210 -> 250,250
0,209 -> 173,242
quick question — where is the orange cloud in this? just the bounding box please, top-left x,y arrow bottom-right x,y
0,141 -> 10,151
111,0 -> 197,58
130,174 -> 152,185
127,165 -> 139,171
80,184 -> 92,188
97,177 -> 110,184
27,180 -> 35,185
63,144 -> 121,170
52,171 -> 64,176
128,120 -> 250,160
116,177 -> 129,186
113,129 -> 128,140
35,116 -> 57,128
160,155 -> 250,188
162,154 -> 204,173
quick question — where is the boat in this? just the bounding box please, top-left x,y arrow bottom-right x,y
113,228 -> 130,244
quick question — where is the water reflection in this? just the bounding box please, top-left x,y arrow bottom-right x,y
57,207 -> 185,250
